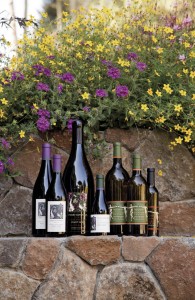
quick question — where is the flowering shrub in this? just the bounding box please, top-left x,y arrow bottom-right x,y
0,1 -> 194,176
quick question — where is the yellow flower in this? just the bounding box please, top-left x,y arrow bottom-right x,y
147,88 -> 153,96
96,44 -> 104,52
157,159 -> 162,165
41,12 -> 48,18
157,116 -> 166,123
192,147 -> 195,153
164,27 -> 173,34
155,90 -> 162,97
174,104 -> 183,112
85,40 -> 93,47
76,52 -> 82,59
183,68 -> 189,74
81,92 -> 90,100
152,36 -> 157,43
168,35 -> 176,40
190,71 -> 195,79
184,42 -> 190,48
156,47 -> 163,54
185,129 -> 192,136
158,170 -> 163,176
163,84 -> 173,94
19,130 -> 25,138
170,141 -> 177,146
192,94 -> 195,100
0,109 -> 4,118
179,90 -> 186,96
1,98 -> 8,105
33,103 -> 39,110
174,124 -> 181,131
184,136 -> 191,142
175,136 -> 183,144
154,70 -> 160,77
141,104 -> 149,112
29,136 -> 35,142
128,110 -> 134,116
0,86 -> 3,93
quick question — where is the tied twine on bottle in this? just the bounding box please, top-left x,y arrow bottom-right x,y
109,204 -> 127,220
127,204 -> 148,221
148,210 -> 159,225
81,202 -> 87,234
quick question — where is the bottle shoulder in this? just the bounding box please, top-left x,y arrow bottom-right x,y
106,165 -> 129,181
129,174 -> 147,185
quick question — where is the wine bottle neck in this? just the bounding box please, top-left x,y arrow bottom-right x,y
132,169 -> 142,176
72,125 -> 83,144
147,172 -> 155,186
113,157 -> 122,166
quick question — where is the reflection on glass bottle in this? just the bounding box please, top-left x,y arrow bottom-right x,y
147,168 -> 159,236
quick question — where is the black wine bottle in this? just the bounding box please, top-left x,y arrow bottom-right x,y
147,168 -> 159,236
105,142 -> 129,236
90,174 -> 110,235
62,119 -> 94,236
126,154 -> 148,236
32,142 -> 53,237
46,154 -> 66,237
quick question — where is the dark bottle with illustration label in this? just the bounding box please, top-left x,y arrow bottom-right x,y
126,154 -> 148,236
62,119 -> 94,236
105,142 -> 129,236
46,154 -> 66,237
32,143 -> 53,237
147,168 -> 159,236
90,174 -> 110,235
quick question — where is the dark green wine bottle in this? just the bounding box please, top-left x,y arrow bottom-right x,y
90,174 -> 110,235
147,168 -> 159,236
105,142 -> 129,236
126,154 -> 148,236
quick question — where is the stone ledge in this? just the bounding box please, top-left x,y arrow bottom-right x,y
0,237 -> 194,300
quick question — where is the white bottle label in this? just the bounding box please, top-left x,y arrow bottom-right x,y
36,199 -> 46,229
90,214 -> 110,233
47,201 -> 66,233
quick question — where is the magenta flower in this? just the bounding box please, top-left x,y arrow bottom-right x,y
58,84 -> 63,93
127,52 -> 138,61
61,72 -> 75,83
136,62 -> 147,72
11,71 -> 24,81
7,158 -> 14,166
36,82 -> 50,92
116,85 -> 129,98
83,106 -> 90,112
101,60 -> 113,67
37,109 -> 50,118
36,116 -> 50,132
1,138 -> 10,149
182,16 -> 192,27
67,119 -> 74,131
95,89 -> 108,98
0,161 -> 4,173
107,67 -> 121,79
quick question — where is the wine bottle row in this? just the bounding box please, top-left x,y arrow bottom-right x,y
32,119 -> 159,237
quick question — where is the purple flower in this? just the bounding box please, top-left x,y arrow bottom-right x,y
136,62 -> 147,72
58,84 -> 63,93
101,60 -> 113,67
36,116 -> 50,132
107,67 -> 121,79
67,119 -> 74,131
83,106 -> 90,112
116,85 -> 129,98
182,16 -> 192,26
7,158 -> 14,166
11,71 -> 24,81
36,82 -> 50,92
37,109 -> 50,118
33,65 -> 51,77
43,68 -> 51,77
1,138 -> 10,149
127,52 -> 138,61
47,55 -> 55,60
95,89 -> 108,98
179,54 -> 186,61
61,72 -> 75,83
0,161 -> 4,173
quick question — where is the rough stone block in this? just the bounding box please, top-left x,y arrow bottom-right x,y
0,238 -> 27,268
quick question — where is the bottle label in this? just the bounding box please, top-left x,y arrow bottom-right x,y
148,206 -> 159,232
90,214 -> 110,233
108,201 -> 126,224
36,199 -> 46,229
68,192 -> 87,234
47,201 -> 66,233
126,201 -> 148,224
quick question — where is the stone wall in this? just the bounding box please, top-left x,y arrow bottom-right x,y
0,128 -> 195,299
0,236 -> 195,300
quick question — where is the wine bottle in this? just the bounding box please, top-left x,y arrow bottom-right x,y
32,142 -> 53,237
147,168 -> 159,236
90,174 -> 110,235
62,119 -> 94,236
105,142 -> 129,236
126,154 -> 148,236
46,154 -> 66,237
